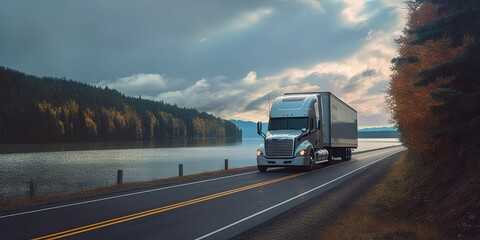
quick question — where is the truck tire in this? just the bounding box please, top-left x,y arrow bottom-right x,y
258,166 -> 268,172
304,153 -> 314,172
341,148 -> 348,161
342,148 -> 352,161
327,148 -> 333,162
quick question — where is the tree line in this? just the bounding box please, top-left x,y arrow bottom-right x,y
387,0 -> 479,165
0,66 -> 241,144
386,0 -> 479,236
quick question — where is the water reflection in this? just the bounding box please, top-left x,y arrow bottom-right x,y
0,138 -> 241,154
0,138 -> 400,203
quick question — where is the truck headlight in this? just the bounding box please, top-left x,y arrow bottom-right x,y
257,150 -> 264,157
299,149 -> 308,156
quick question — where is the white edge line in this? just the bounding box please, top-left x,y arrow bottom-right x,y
0,171 -> 258,219
194,149 -> 406,240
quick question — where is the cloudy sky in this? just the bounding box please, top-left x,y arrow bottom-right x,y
0,0 -> 406,127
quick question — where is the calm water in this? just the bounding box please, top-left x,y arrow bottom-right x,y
0,138 -> 400,202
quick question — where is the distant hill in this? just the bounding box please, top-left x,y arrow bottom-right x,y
230,120 -> 267,138
357,131 -> 400,138
358,127 -> 400,138
231,120 -> 399,139
0,66 -> 241,144
357,126 -> 397,132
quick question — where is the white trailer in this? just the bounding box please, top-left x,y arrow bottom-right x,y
256,92 -> 357,172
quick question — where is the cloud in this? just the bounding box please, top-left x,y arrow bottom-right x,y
88,0 -> 404,127
338,0 -> 369,25
242,71 -> 257,85
243,93 -> 271,112
0,0 -> 408,127
300,0 -> 323,11
251,20 -> 399,126
341,69 -> 378,93
155,72 -> 264,115
156,78 -> 222,112
0,0 -> 376,83
219,2 -> 403,126
230,8 -> 273,31
195,7 -> 273,45
98,73 -> 168,97
149,5 -> 402,126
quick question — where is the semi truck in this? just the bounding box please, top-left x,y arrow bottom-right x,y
256,92 -> 357,172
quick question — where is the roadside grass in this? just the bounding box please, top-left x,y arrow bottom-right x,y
0,166 -> 256,212
319,154 -> 443,239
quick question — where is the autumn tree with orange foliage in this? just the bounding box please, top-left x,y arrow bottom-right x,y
387,0 -> 480,237
387,1 -> 467,165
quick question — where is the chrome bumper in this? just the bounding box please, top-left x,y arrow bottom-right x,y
257,156 -> 310,167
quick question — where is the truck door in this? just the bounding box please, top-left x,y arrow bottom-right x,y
312,100 -> 322,148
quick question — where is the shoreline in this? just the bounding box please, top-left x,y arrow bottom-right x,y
0,145 -> 403,215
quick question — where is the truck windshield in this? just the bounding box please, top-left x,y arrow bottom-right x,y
268,117 -> 308,130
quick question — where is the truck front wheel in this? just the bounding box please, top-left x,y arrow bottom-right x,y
304,153 -> 314,172
258,166 -> 268,172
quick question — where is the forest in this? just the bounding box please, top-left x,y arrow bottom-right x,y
0,66 -> 241,144
387,0 -> 479,237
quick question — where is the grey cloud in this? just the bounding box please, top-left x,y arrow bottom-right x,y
303,72 -> 346,91
0,0 -> 267,82
198,1 -> 367,79
243,90 -> 281,112
0,0 -> 374,83
0,0 -> 404,126
367,79 -> 389,95
97,73 -> 168,97
342,69 -> 377,93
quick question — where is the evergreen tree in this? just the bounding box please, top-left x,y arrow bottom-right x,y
412,0 -> 480,158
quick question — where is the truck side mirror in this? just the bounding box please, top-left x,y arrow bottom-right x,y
257,121 -> 266,139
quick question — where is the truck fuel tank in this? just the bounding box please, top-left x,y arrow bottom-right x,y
315,149 -> 329,162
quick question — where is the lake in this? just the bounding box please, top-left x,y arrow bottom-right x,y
0,138 -> 401,202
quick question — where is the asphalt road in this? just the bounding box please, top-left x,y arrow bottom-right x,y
0,146 -> 405,240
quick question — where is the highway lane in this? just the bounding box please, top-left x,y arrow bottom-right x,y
0,146 -> 405,240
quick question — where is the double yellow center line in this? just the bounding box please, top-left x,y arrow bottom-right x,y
33,171 -> 310,240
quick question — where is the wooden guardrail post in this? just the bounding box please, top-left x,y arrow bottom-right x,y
29,180 -> 36,198
179,164 -> 183,177
117,170 -> 123,185
224,159 -> 229,170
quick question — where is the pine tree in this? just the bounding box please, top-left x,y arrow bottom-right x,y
412,0 -> 480,158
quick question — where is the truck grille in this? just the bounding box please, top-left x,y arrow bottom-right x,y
265,139 -> 294,157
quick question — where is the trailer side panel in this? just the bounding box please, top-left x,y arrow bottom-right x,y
329,94 -> 358,148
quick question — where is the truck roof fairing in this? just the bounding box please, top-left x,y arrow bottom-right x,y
270,94 -> 317,118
